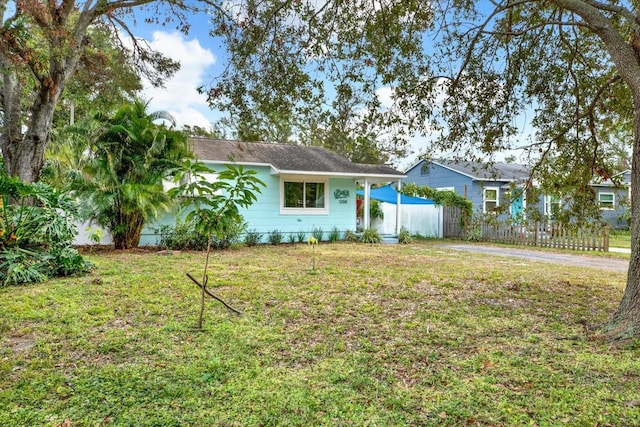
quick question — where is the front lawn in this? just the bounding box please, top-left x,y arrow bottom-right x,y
1,241 -> 639,426
610,229 -> 632,249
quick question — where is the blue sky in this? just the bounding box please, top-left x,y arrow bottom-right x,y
130,8 -> 225,131
127,5 -> 529,168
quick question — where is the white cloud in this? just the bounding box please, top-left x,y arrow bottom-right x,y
140,31 -> 217,129
375,87 -> 395,109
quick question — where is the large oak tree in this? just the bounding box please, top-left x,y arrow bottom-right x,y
0,0 -> 190,183
203,0 -> 640,341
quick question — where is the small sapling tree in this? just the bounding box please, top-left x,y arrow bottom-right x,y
169,160 -> 265,329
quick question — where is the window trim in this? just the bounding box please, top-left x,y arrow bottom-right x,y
544,194 -> 561,216
483,187 -> 499,213
598,192 -> 615,210
280,177 -> 329,215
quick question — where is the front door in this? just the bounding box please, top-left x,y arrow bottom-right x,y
510,189 -> 525,222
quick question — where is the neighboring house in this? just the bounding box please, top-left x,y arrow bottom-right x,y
404,159 -> 531,221
403,159 -> 630,228
133,138 -> 406,245
593,169 -> 631,228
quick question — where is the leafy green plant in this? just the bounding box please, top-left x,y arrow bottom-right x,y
86,227 -> 104,245
344,230 -> 359,242
157,220 -> 207,250
328,227 -> 341,242
268,229 -> 283,245
169,161 -> 265,328
54,100 -> 191,249
312,227 -> 324,242
157,219 -> 245,251
357,198 -> 385,220
296,231 -> 306,243
359,228 -> 381,244
243,230 -> 262,247
398,227 -> 413,244
0,176 -> 91,286
466,225 -> 482,242
287,233 -> 296,244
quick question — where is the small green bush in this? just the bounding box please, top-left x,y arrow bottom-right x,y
243,229 -> 262,246
344,230 -> 359,242
268,229 -> 283,245
398,228 -> 413,244
157,219 -> 245,250
328,227 -> 341,242
359,228 -> 381,244
287,233 -> 297,244
312,227 -> 324,242
296,231 -> 306,243
0,177 -> 91,286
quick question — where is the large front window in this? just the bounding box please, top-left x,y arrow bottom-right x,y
283,179 -> 327,212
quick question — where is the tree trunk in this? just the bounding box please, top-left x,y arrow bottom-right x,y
1,66 -> 61,183
111,212 -> 144,250
603,94 -> 640,341
3,133 -> 49,183
552,0 -> 640,342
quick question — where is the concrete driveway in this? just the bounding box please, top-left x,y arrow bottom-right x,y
441,244 -> 630,273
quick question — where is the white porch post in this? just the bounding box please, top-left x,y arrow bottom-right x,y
363,179 -> 371,230
396,180 -> 402,235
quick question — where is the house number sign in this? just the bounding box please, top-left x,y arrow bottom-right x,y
334,189 -> 350,204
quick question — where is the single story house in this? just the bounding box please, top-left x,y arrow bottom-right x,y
403,159 -> 630,227
130,138 -> 407,245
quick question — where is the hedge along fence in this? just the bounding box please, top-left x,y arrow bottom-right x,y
477,221 -> 610,252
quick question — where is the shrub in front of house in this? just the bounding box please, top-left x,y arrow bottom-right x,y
398,228 -> 413,244
344,230 -> 359,242
268,229 -> 284,245
312,227 -> 324,242
360,228 -> 381,244
157,219 -> 245,250
328,227 -> 341,242
243,229 -> 262,246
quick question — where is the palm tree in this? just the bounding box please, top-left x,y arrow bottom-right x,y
52,100 -> 190,249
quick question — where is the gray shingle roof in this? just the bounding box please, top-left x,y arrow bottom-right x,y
190,138 -> 405,178
434,159 -> 529,181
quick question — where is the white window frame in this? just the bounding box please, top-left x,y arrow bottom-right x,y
483,187 -> 499,213
544,195 -> 561,216
436,186 -> 455,192
280,177 -> 329,215
598,192 -> 615,210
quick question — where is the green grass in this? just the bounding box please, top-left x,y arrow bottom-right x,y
610,229 -> 631,249
2,241 -> 640,426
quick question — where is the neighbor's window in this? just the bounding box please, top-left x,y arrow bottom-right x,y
483,187 -> 499,213
544,195 -> 561,218
282,179 -> 327,212
598,192 -> 615,210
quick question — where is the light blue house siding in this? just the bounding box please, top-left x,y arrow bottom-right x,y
138,165 -> 359,245
220,166 -> 358,239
